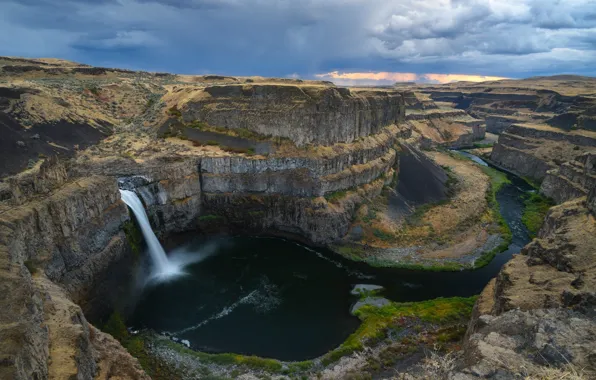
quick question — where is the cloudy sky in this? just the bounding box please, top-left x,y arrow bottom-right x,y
1,0 -> 595,84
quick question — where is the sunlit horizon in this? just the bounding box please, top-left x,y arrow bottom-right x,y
315,71 -> 510,85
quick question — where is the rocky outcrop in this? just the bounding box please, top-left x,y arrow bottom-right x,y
541,152 -> 596,203
458,308 -> 596,379
490,123 -> 596,182
588,185 -> 596,214
164,85 -> 405,146
202,178 -> 387,244
458,196 -> 596,378
401,91 -> 485,149
77,155 -> 204,236
0,159 -> 146,379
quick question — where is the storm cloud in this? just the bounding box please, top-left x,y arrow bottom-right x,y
1,0 -> 595,80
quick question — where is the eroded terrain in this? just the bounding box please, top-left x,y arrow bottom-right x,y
0,58 -> 594,380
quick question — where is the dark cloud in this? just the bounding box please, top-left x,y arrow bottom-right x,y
0,0 -> 595,78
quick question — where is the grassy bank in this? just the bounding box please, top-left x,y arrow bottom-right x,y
332,244 -> 465,271
521,193 -> 554,237
333,152 -> 513,271
101,295 -> 477,379
473,165 -> 512,268
321,296 -> 476,366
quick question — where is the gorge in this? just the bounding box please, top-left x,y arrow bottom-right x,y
0,57 -> 594,380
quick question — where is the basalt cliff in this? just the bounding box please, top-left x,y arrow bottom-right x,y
0,58 -> 595,379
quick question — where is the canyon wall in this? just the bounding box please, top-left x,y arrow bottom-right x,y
458,194 -> 596,378
0,159 -> 147,380
541,152 -> 596,203
165,85 -> 405,146
490,123 -> 596,183
397,89 -> 486,149
0,81 -> 409,378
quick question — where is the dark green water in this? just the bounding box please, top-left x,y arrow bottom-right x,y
128,171 -> 532,361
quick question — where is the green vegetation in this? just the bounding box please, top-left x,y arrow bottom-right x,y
122,220 -> 143,258
101,312 -> 184,379
159,338 -> 283,373
361,208 -> 378,224
332,244 -> 464,272
198,214 -> 224,222
353,287 -> 383,299
85,84 -> 101,96
24,260 -> 37,275
120,152 -> 136,160
448,149 -> 513,268
474,165 -> 512,268
188,120 -> 210,130
321,296 -> 476,365
521,176 -> 542,190
373,228 -> 394,242
285,360 -> 314,375
406,201 -> 447,228
102,295 -> 475,378
144,96 -> 157,111
443,167 -> 459,197
103,311 -> 129,341
324,189 -> 348,203
221,146 -> 256,156
206,140 -> 220,146
522,193 -> 554,237
473,142 -> 494,149
167,105 -> 182,118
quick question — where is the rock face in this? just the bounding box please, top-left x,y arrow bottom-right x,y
165,85 -> 406,146
490,123 -> 596,183
541,152 -> 596,204
0,159 -> 147,379
418,76 -> 596,135
2,58 -> 595,380
0,60 -> 411,378
76,155 -> 204,236
397,89 -> 485,149
457,196 -> 596,378
413,76 -> 596,185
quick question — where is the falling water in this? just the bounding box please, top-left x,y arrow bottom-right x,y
119,189 -> 182,280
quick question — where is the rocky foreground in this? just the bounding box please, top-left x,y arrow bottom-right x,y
0,58 -> 595,379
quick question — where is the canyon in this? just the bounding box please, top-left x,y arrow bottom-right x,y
0,58 -> 594,379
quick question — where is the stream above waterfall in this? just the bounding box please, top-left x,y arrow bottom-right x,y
124,155 -> 533,361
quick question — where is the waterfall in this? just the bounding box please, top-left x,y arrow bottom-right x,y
119,189 -> 182,280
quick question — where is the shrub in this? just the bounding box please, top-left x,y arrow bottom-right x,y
221,146 -> 255,155
167,106 -> 182,118
325,189 -> 348,203
198,214 -> 223,222
373,228 -> 394,242
522,193 -> 554,237
103,312 -> 129,341
24,260 -> 37,275
122,220 -> 143,258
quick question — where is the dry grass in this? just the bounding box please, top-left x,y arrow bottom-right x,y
524,365 -> 587,380
418,349 -> 458,380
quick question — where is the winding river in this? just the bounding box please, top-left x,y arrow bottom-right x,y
126,153 -> 533,361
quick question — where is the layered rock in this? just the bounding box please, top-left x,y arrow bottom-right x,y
0,159 -> 146,379
75,155 -> 203,236
458,196 -> 596,378
490,123 -> 596,182
163,85 -> 405,146
395,89 -> 485,148
414,77 -> 596,143
541,152 -> 596,203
